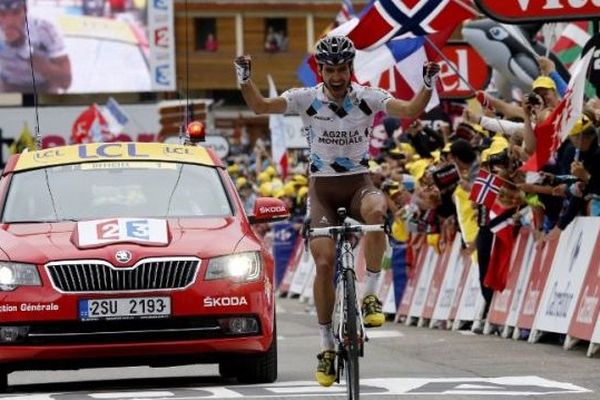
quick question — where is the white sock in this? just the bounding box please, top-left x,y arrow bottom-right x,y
319,322 -> 335,351
364,269 -> 381,298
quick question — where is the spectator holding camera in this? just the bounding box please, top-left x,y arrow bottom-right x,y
545,112 -> 600,240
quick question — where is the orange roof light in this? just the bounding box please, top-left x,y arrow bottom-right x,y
187,121 -> 206,143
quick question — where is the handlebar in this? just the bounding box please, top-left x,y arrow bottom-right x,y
306,224 -> 385,238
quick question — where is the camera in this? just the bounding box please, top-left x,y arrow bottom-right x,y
526,92 -> 542,107
488,150 -> 509,167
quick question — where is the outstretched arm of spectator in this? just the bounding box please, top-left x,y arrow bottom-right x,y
538,56 -> 567,96
479,116 -> 524,137
478,91 -> 525,120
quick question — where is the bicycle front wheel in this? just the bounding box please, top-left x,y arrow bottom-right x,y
343,269 -> 360,399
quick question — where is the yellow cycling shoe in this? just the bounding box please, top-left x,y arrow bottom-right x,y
362,294 -> 385,327
315,350 -> 336,387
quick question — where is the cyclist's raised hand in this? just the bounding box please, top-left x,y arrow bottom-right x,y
422,62 -> 441,90
234,55 -> 252,85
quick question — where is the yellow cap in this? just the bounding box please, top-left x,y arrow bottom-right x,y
297,185 -> 309,199
283,181 -> 296,197
292,174 -> 308,186
570,114 -> 593,136
481,134 -> 509,163
271,177 -> 283,191
398,142 -> 416,158
471,123 -> 489,137
257,171 -> 270,183
406,158 -> 431,181
368,160 -> 382,173
272,188 -> 286,198
532,76 -> 556,91
235,176 -> 248,189
227,164 -> 240,174
258,181 -> 272,196
264,165 -> 277,177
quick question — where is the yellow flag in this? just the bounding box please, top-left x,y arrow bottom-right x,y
9,122 -> 36,155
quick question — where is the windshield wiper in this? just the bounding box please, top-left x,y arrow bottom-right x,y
3,218 -> 79,224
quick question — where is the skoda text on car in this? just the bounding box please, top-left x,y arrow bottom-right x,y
0,142 -> 289,391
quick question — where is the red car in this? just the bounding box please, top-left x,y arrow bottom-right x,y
0,142 -> 288,391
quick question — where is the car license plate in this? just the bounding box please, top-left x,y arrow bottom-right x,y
79,297 -> 171,321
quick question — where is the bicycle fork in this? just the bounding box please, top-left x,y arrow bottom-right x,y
334,241 -> 368,383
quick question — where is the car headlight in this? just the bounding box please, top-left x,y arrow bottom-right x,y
0,262 -> 41,291
205,252 -> 262,282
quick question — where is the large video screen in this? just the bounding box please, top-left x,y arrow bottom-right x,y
0,0 -> 175,94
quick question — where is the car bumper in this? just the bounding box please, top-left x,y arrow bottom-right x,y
0,274 -> 275,372
0,335 -> 273,371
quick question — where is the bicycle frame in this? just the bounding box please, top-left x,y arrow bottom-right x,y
304,213 -> 385,399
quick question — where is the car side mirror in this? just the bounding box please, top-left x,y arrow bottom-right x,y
248,197 -> 290,224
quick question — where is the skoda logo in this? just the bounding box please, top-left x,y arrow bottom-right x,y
115,250 -> 132,264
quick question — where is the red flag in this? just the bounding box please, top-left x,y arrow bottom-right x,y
520,100 -> 565,172
521,47 -> 595,171
71,104 -> 109,144
469,169 -> 503,209
484,220 -> 517,291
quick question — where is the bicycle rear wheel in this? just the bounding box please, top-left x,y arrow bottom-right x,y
343,269 -> 360,399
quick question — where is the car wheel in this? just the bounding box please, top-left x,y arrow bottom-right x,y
0,369 -> 7,393
236,322 -> 278,384
218,361 -> 238,379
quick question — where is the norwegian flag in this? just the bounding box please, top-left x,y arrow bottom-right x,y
346,0 -> 475,51
335,0 -> 356,25
469,169 -> 503,209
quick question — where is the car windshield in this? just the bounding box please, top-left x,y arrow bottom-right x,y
2,161 -> 232,223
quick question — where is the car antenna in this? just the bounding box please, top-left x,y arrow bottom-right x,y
23,0 -> 42,150
179,0 -> 191,145
23,0 -> 59,221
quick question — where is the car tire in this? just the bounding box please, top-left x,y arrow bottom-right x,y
236,321 -> 278,384
0,369 -> 7,393
218,361 -> 238,379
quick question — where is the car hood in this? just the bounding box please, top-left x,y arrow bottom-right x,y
0,217 -> 256,264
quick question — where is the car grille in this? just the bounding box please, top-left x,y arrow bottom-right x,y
46,257 -> 200,293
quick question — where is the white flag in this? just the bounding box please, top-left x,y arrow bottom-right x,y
267,75 -> 288,178
557,46 -> 595,142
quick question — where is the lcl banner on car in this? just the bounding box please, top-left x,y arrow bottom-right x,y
475,0 -> 600,23
438,42 -> 491,99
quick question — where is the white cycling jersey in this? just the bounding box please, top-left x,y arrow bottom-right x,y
282,82 -> 392,177
0,16 -> 67,91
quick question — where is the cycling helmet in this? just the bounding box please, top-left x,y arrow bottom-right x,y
315,36 -> 356,66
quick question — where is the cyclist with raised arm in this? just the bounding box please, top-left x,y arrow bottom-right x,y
234,35 -> 440,387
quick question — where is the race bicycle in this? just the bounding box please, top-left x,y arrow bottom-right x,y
303,207 -> 387,400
